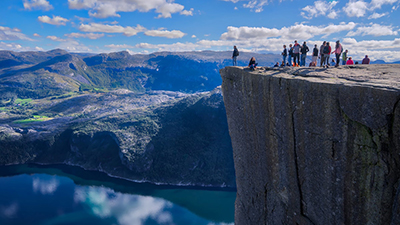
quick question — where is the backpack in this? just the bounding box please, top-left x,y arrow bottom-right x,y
323,45 -> 330,54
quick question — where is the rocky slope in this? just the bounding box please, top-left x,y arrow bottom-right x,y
0,88 -> 235,187
220,65 -> 400,224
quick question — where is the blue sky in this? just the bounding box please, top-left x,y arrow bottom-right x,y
0,0 -> 399,61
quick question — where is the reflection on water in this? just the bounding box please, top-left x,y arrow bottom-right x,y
0,164 -> 235,225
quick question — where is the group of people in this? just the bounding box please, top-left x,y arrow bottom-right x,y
232,42 -> 371,69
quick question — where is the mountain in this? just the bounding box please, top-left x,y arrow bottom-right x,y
0,49 -> 282,100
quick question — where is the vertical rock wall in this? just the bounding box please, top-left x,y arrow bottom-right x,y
220,66 -> 400,225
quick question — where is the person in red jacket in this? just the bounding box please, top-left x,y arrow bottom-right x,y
346,57 -> 354,65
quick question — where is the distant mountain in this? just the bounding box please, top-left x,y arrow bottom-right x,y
0,49 -> 282,100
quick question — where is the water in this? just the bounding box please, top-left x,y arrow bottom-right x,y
0,164 -> 235,225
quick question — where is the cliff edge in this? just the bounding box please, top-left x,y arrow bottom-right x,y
220,65 -> 400,225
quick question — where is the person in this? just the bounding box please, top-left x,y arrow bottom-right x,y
312,44 -> 318,66
300,41 -> 309,66
320,41 -> 326,67
342,49 -> 348,65
248,57 -> 257,70
362,55 -> 370,64
288,44 -> 293,66
331,59 -> 336,67
274,62 -> 279,67
232,46 -> 239,66
324,42 -> 331,67
293,40 -> 301,67
332,40 -> 343,67
282,45 -> 287,66
346,57 -> 354,65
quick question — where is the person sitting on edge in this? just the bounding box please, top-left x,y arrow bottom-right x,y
248,57 -> 258,70
362,55 -> 370,64
346,57 -> 354,65
274,62 -> 279,67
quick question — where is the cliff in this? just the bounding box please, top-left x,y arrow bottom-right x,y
220,65 -> 400,224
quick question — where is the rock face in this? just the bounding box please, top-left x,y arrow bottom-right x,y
220,65 -> 400,224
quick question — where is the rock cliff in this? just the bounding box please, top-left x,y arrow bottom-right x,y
220,65 -> 400,225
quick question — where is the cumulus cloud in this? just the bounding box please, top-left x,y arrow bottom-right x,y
65,32 -> 105,39
220,22 -> 357,40
33,33 -> 41,37
79,23 -> 146,36
370,0 -> 399,10
347,23 -> 398,36
343,0 -> 399,17
0,26 -> 34,41
301,1 -> 339,19
368,12 -> 388,19
144,29 -> 186,38
38,15 -> 69,25
68,0 -> 190,18
180,8 -> 194,16
343,0 -> 369,17
47,36 -> 66,42
23,0 -> 53,11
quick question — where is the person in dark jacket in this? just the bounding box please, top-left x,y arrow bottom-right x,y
300,41 -> 309,66
362,55 -> 370,64
312,44 -> 318,65
287,44 -> 293,66
282,45 -> 287,66
232,45 -> 239,66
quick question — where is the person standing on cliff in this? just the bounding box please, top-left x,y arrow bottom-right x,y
323,42 -> 331,67
300,41 -> 309,66
320,41 -> 326,67
312,44 -> 318,66
293,40 -> 301,67
342,49 -> 348,65
282,45 -> 287,66
288,44 -> 293,66
232,46 -> 239,66
332,40 -> 343,67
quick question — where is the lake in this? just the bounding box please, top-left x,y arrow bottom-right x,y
0,164 -> 236,225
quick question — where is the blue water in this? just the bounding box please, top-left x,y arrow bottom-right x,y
0,164 -> 235,225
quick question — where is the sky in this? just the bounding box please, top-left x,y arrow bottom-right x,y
0,0 -> 399,61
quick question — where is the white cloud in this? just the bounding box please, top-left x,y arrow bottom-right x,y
38,15 -> 69,25
222,0 -> 240,3
68,0 -> 190,18
79,23 -> 146,36
220,22 -> 357,40
33,33 -> 41,37
368,12 -> 388,19
343,0 -> 369,17
347,23 -> 398,36
23,0 -> 53,11
32,178 -> 59,195
65,32 -> 105,39
180,8 -> 194,16
105,44 -> 135,49
301,1 -> 339,19
144,29 -> 186,38
0,26 -> 34,41
47,36 -> 67,42
343,0 -> 399,17
370,0 -> 399,10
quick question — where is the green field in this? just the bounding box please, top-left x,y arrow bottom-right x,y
13,115 -> 52,124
